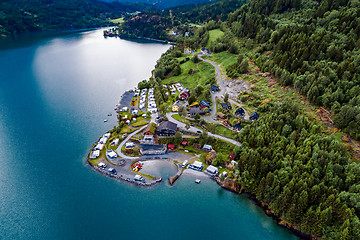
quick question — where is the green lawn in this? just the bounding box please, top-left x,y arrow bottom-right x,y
205,52 -> 237,70
215,125 -> 236,139
162,60 -> 215,89
110,17 -> 124,24
206,29 -> 224,49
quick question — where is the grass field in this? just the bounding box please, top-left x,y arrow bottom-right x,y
205,52 -> 237,70
110,17 -> 124,24
206,29 -> 224,49
162,60 -> 215,89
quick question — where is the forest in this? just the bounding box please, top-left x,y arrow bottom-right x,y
128,0 -> 360,238
0,0 -> 153,37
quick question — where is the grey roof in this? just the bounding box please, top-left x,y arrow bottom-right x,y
157,121 -> 177,131
189,107 -> 203,114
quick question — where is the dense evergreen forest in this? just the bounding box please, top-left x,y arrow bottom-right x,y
125,0 -> 360,238
118,0 -> 248,40
0,0 -> 153,37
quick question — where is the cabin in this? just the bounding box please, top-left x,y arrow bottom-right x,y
202,144 -> 213,151
211,85 -> 220,92
221,103 -> 231,110
250,112 -> 259,120
181,141 -> 188,147
200,100 -> 210,109
179,88 -> 190,100
235,108 -> 245,117
228,154 -> 235,160
189,161 -> 203,171
168,144 -> 175,150
156,121 -> 177,136
234,123 -> 243,131
201,48 -> 211,55
188,107 -> 204,117
193,143 -> 201,149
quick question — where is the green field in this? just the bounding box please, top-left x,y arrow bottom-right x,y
205,52 -> 237,70
162,60 -> 215,89
206,29 -> 224,49
110,17 -> 124,24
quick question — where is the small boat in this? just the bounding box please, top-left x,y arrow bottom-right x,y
108,113 -> 112,116
104,119 -> 108,122
195,179 -> 201,184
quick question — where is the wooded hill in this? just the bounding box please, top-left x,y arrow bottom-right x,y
0,0 -> 153,37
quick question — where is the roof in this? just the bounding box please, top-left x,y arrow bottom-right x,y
193,161 -> 203,168
221,103 -> 230,108
250,112 -> 259,120
203,144 -> 212,150
189,102 -> 199,107
157,121 -> 177,131
234,123 -> 243,130
235,108 -> 245,115
189,107 -> 203,114
168,144 -> 175,148
211,85 -> 219,90
181,141 -> 188,145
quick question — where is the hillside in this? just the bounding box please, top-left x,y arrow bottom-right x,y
0,0 -> 153,38
100,0 -> 217,10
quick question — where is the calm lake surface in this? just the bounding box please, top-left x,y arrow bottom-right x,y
0,29 -> 297,239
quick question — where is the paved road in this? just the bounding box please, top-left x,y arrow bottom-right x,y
116,125 -> 147,160
166,112 -> 241,146
199,55 -> 227,121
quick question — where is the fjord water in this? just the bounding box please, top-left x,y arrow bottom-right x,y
0,29 -> 297,239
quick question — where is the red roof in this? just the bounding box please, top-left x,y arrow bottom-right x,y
228,154 -> 235,160
168,144 -> 175,149
181,141 -> 188,145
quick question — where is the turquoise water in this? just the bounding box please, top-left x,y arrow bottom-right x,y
0,29 -> 297,239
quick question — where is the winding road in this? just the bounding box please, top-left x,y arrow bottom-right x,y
166,112 -> 241,146
115,125 -> 148,160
